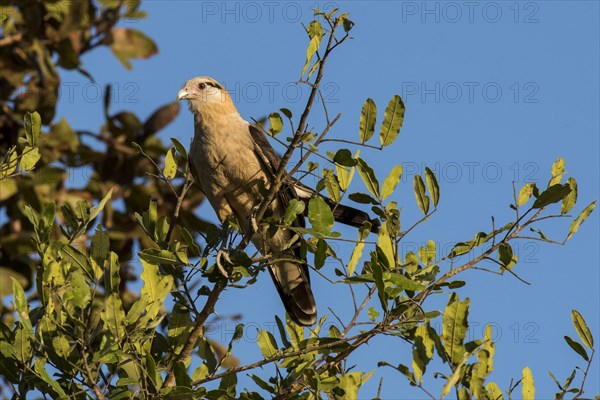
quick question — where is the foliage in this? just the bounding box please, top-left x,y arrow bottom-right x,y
0,0 -> 210,301
0,4 -> 597,400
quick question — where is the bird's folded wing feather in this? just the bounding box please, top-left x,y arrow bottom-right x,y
247,124 -> 305,231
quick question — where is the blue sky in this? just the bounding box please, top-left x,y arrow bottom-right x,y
56,1 -> 599,398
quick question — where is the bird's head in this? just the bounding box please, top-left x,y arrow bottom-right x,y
177,76 -> 238,117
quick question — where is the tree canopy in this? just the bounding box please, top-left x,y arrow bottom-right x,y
0,2 -> 597,399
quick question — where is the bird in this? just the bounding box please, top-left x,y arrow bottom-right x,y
177,76 -> 379,326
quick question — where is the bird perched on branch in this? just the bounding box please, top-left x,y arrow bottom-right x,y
178,76 -> 379,326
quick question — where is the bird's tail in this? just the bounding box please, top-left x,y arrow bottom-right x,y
267,258 -> 317,326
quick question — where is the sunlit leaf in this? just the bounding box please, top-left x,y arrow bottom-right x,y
425,167 -> 440,207
24,111 -> 41,146
359,98 -> 377,143
548,157 -> 565,187
518,183 -> 536,206
268,112 -> 283,136
347,223 -> 371,276
308,197 -> 334,235
284,199 -> 305,226
442,293 -> 470,365
382,165 -> 403,200
566,201 -> 596,241
522,367 -> 535,400
380,95 -> 405,147
356,158 -> 380,199
110,27 -> 158,70
561,177 -> 577,214
413,175 -> 430,215
571,309 -> 594,348
20,146 -> 40,171
163,148 -> 177,180
257,330 -> 278,358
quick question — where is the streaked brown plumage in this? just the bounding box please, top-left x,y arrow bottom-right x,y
178,76 -> 378,326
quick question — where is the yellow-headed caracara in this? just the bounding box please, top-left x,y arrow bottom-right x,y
178,76 -> 378,326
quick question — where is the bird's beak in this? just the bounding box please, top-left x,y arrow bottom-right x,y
177,88 -> 189,101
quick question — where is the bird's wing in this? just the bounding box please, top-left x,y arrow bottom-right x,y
247,124 -> 305,230
248,124 -> 316,326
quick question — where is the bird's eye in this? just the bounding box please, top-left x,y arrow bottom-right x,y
198,82 -> 206,90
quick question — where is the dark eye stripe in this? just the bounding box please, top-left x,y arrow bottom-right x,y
204,81 -> 222,90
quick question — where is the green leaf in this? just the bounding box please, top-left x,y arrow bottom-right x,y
103,293 -> 126,341
522,367 -> 535,400
356,158 -> 380,199
418,240 -> 436,265
139,260 -> 174,322
486,382 -> 504,400
104,252 -> 121,293
413,175 -> 430,215
381,165 -> 403,200
91,226 -> 110,266
347,223 -> 370,276
24,111 -> 41,146
371,252 -> 387,310
566,201 -> 596,241
257,330 -> 278,358
67,268 -> 92,310
34,358 -> 68,398
268,112 -> 283,136
412,324 -> 434,383
0,178 -> 17,201
425,167 -> 440,207
440,361 -> 465,399
359,98 -> 377,143
110,28 -> 158,70
368,306 -> 380,322
548,157 -> 565,187
308,197 -> 334,235
380,95 -> 405,147
286,314 -> 305,350
564,336 -> 589,361
302,21 -> 322,77
314,239 -> 327,269
2,148 -> 19,177
139,249 -> 182,265
171,138 -> 188,159
178,227 -> 201,257
471,325 -> 496,398
322,168 -> 341,203
532,183 -> 571,209
333,149 -> 358,167
571,309 -> 594,348
89,188 -> 113,222
20,146 -> 40,171
283,199 -> 305,226
388,273 -> 426,291
561,178 -> 578,214
348,192 -> 378,205
163,148 -> 177,180
168,301 -> 192,354
518,183 -> 537,206
498,243 -> 513,267
60,245 -> 95,281
442,293 -> 470,365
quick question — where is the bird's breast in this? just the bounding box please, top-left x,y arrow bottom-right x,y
190,121 -> 266,223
